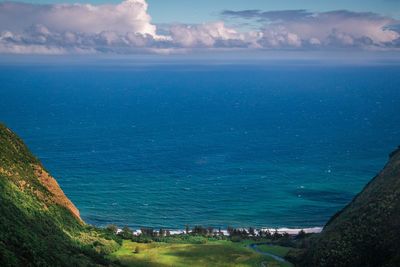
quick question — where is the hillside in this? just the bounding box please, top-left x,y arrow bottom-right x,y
0,124 -> 120,266
296,147 -> 400,267
3,121 -> 400,267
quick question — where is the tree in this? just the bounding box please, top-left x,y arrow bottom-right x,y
140,228 -> 154,237
106,224 -> 118,234
120,226 -> 133,240
207,227 -> 214,236
296,229 -> 306,240
272,229 -> 282,240
227,226 -> 234,236
241,229 -> 249,238
279,232 -> 291,246
159,228 -> 165,237
249,227 -> 256,237
259,229 -> 266,238
185,224 -> 190,235
264,230 -> 272,239
192,226 -> 207,235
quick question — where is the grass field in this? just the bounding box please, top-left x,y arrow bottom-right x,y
255,244 -> 292,258
109,239 -> 292,267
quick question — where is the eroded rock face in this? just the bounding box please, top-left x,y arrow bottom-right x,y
0,123 -> 82,222
0,123 -> 119,266
33,164 -> 82,222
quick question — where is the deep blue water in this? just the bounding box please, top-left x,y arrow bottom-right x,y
0,62 -> 399,229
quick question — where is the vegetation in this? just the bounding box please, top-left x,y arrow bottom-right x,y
0,123 -> 297,266
292,147 -> 400,267
109,239 -> 290,267
10,122 -> 400,266
106,224 -> 302,266
256,245 -> 292,258
117,224 -> 299,247
0,123 -> 121,266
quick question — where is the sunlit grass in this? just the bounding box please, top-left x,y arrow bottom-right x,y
109,239 -> 291,267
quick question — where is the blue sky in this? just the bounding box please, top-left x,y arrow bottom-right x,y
6,0 -> 400,23
148,0 -> 400,23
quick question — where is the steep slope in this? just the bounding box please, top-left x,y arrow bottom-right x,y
299,147 -> 400,267
0,124 -> 120,266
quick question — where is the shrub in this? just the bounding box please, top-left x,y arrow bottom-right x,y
230,236 -> 242,242
119,226 -> 133,240
106,224 -> 118,234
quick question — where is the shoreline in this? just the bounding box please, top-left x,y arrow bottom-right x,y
116,226 -> 323,236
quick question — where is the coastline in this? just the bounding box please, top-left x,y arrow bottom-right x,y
116,226 -> 323,236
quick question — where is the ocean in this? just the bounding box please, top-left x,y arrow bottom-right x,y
1,61 -> 399,229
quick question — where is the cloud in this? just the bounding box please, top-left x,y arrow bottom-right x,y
0,0 -> 156,35
0,0 -> 399,54
223,9 -> 400,49
0,0 -> 162,54
222,9 -> 314,22
169,22 -> 248,48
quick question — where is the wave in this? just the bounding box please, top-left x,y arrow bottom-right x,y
117,227 -> 323,236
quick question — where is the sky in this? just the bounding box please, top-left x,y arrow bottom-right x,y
150,0 -> 400,24
0,0 -> 399,55
8,0 -> 400,23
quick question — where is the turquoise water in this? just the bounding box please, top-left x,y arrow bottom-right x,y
1,63 -> 399,229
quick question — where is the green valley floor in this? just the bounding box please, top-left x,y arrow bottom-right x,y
108,240 -> 293,267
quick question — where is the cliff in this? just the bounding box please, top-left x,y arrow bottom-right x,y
0,124 -> 120,266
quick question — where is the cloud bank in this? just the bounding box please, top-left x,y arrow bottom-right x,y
223,9 -> 399,49
0,0 -> 399,54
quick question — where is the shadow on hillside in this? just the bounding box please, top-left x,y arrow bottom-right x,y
114,255 -> 172,267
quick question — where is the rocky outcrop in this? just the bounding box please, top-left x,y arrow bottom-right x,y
33,164 -> 82,221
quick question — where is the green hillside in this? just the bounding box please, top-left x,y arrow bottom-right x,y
3,121 -> 400,267
0,124 -> 120,266
295,147 -> 400,267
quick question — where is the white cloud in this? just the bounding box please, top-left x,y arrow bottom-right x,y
225,10 -> 400,49
0,0 -> 156,35
258,26 -> 302,48
169,22 -> 245,47
0,0 -> 162,54
284,11 -> 399,48
0,1 -> 399,54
